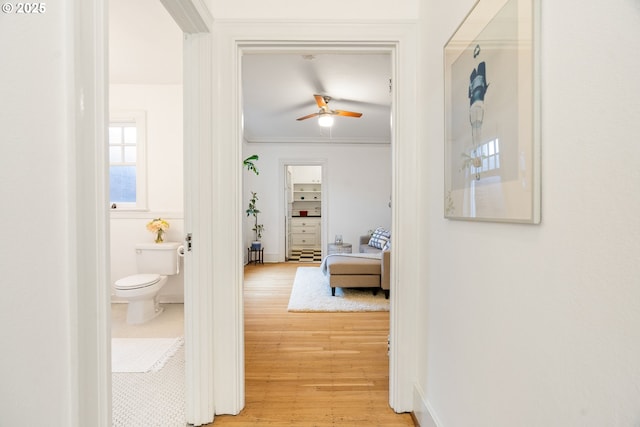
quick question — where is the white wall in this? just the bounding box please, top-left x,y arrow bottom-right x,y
6,0 -> 640,425
243,143 -> 392,261
416,1 -> 640,426
1,3 -> 80,425
110,84 -> 184,301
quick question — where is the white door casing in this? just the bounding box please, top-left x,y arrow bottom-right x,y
279,160 -> 328,262
213,20 -> 420,413
163,1 -> 217,424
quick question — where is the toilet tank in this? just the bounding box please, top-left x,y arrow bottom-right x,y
135,242 -> 182,275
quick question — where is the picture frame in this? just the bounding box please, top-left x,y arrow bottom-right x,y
444,0 -> 540,223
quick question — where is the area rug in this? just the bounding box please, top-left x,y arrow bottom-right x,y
287,267 -> 389,312
112,343 -> 185,426
112,337 -> 183,373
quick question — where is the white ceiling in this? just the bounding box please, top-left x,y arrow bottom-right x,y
109,0 -> 392,143
242,52 -> 392,144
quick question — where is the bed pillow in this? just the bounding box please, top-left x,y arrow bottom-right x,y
368,227 -> 391,250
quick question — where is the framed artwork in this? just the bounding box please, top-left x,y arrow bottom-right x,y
444,0 -> 540,223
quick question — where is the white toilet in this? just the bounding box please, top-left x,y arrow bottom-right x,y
114,241 -> 183,324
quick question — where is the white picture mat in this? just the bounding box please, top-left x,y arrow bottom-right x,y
444,0 -> 540,223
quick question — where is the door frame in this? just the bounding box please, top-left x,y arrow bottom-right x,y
280,160 -> 327,261
215,20 -> 420,413
75,0 -> 216,425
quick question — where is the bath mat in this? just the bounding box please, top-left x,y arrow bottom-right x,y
112,337 -> 183,373
112,345 -> 185,426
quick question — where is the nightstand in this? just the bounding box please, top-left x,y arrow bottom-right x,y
327,243 -> 352,255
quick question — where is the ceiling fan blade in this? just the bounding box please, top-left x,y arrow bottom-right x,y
314,94 -> 327,108
296,112 -> 320,121
334,110 -> 363,118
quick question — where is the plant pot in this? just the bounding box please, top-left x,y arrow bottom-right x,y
251,241 -> 262,250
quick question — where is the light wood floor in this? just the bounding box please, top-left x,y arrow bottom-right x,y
208,262 -> 415,427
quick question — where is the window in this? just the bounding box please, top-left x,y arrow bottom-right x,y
471,138 -> 500,177
109,111 -> 147,210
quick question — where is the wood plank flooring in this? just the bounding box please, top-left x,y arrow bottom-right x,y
207,262 -> 415,427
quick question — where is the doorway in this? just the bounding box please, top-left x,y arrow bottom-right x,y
228,24 -> 420,412
108,0 -> 186,423
237,38 -> 404,414
284,164 -> 325,261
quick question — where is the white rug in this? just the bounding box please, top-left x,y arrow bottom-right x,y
287,267 -> 389,312
112,337 -> 184,373
112,344 -> 185,426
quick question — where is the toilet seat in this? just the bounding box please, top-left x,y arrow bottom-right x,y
115,273 -> 161,290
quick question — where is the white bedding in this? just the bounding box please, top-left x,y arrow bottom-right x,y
320,252 -> 382,276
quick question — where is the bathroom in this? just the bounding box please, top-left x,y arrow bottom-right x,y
109,87 -> 185,310
109,0 -> 185,313
108,3 -> 185,422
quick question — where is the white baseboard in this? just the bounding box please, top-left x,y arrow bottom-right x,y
413,383 -> 441,427
264,253 -> 281,263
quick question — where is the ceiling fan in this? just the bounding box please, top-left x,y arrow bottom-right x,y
296,95 -> 363,127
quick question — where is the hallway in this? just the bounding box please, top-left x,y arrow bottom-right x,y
209,263 -> 414,426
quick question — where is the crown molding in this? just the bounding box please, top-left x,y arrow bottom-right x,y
244,136 -> 391,144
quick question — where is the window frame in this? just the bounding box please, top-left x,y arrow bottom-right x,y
470,137 -> 501,178
108,111 -> 148,211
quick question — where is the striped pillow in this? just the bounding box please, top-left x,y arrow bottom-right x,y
368,227 -> 391,250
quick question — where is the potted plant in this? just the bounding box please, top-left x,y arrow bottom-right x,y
243,154 -> 259,175
246,191 -> 264,249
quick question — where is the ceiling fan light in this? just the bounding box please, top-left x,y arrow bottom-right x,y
318,113 -> 334,127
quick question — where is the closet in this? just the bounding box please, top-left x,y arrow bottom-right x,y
286,165 -> 322,258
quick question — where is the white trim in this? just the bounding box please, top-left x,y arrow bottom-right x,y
159,0 -> 213,33
183,31 -> 216,425
214,19 -> 420,414
387,22 -> 420,412
247,136 -> 390,144
413,383 -> 442,427
210,20 -> 246,416
73,0 -> 111,425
